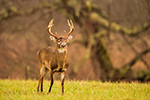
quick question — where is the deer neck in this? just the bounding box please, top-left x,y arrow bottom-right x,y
54,46 -> 68,70
55,46 -> 68,60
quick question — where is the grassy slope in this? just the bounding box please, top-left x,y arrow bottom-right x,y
0,80 -> 150,100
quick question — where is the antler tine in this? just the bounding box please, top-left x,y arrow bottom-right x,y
66,19 -> 74,38
47,19 -> 58,39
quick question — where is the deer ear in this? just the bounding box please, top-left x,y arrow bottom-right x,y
67,35 -> 73,42
49,36 -> 56,42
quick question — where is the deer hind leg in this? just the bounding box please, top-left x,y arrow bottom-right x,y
37,62 -> 42,92
37,74 -> 41,92
37,65 -> 49,92
48,70 -> 54,93
61,71 -> 66,95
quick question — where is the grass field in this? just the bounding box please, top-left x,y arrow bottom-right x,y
0,79 -> 150,100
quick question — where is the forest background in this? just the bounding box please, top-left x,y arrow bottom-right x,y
0,0 -> 150,82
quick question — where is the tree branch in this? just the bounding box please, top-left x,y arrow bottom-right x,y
90,12 -> 150,36
0,4 -> 53,22
122,47 -> 150,68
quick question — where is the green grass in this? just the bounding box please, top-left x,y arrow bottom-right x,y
0,79 -> 150,100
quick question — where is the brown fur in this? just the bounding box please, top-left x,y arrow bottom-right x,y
37,37 -> 71,95
37,19 -> 74,95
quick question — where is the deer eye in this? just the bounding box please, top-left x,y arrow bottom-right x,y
57,40 -> 61,44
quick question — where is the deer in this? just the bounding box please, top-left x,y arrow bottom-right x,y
37,19 -> 74,95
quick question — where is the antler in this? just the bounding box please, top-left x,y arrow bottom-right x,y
65,19 -> 74,39
47,19 -> 58,39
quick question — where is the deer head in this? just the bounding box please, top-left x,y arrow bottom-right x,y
47,19 -> 74,49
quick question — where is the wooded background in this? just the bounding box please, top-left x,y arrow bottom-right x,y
0,0 -> 150,82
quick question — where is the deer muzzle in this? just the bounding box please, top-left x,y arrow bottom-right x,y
60,42 -> 66,48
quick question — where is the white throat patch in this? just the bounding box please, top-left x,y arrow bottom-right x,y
58,49 -> 65,53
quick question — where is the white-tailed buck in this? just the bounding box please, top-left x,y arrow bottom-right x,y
37,19 -> 74,94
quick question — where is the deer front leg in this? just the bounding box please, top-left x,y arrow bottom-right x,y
61,71 -> 66,95
48,70 -> 54,93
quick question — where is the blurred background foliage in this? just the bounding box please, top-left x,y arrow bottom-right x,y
0,0 -> 150,82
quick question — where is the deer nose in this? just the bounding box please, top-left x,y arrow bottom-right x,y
61,43 -> 66,48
